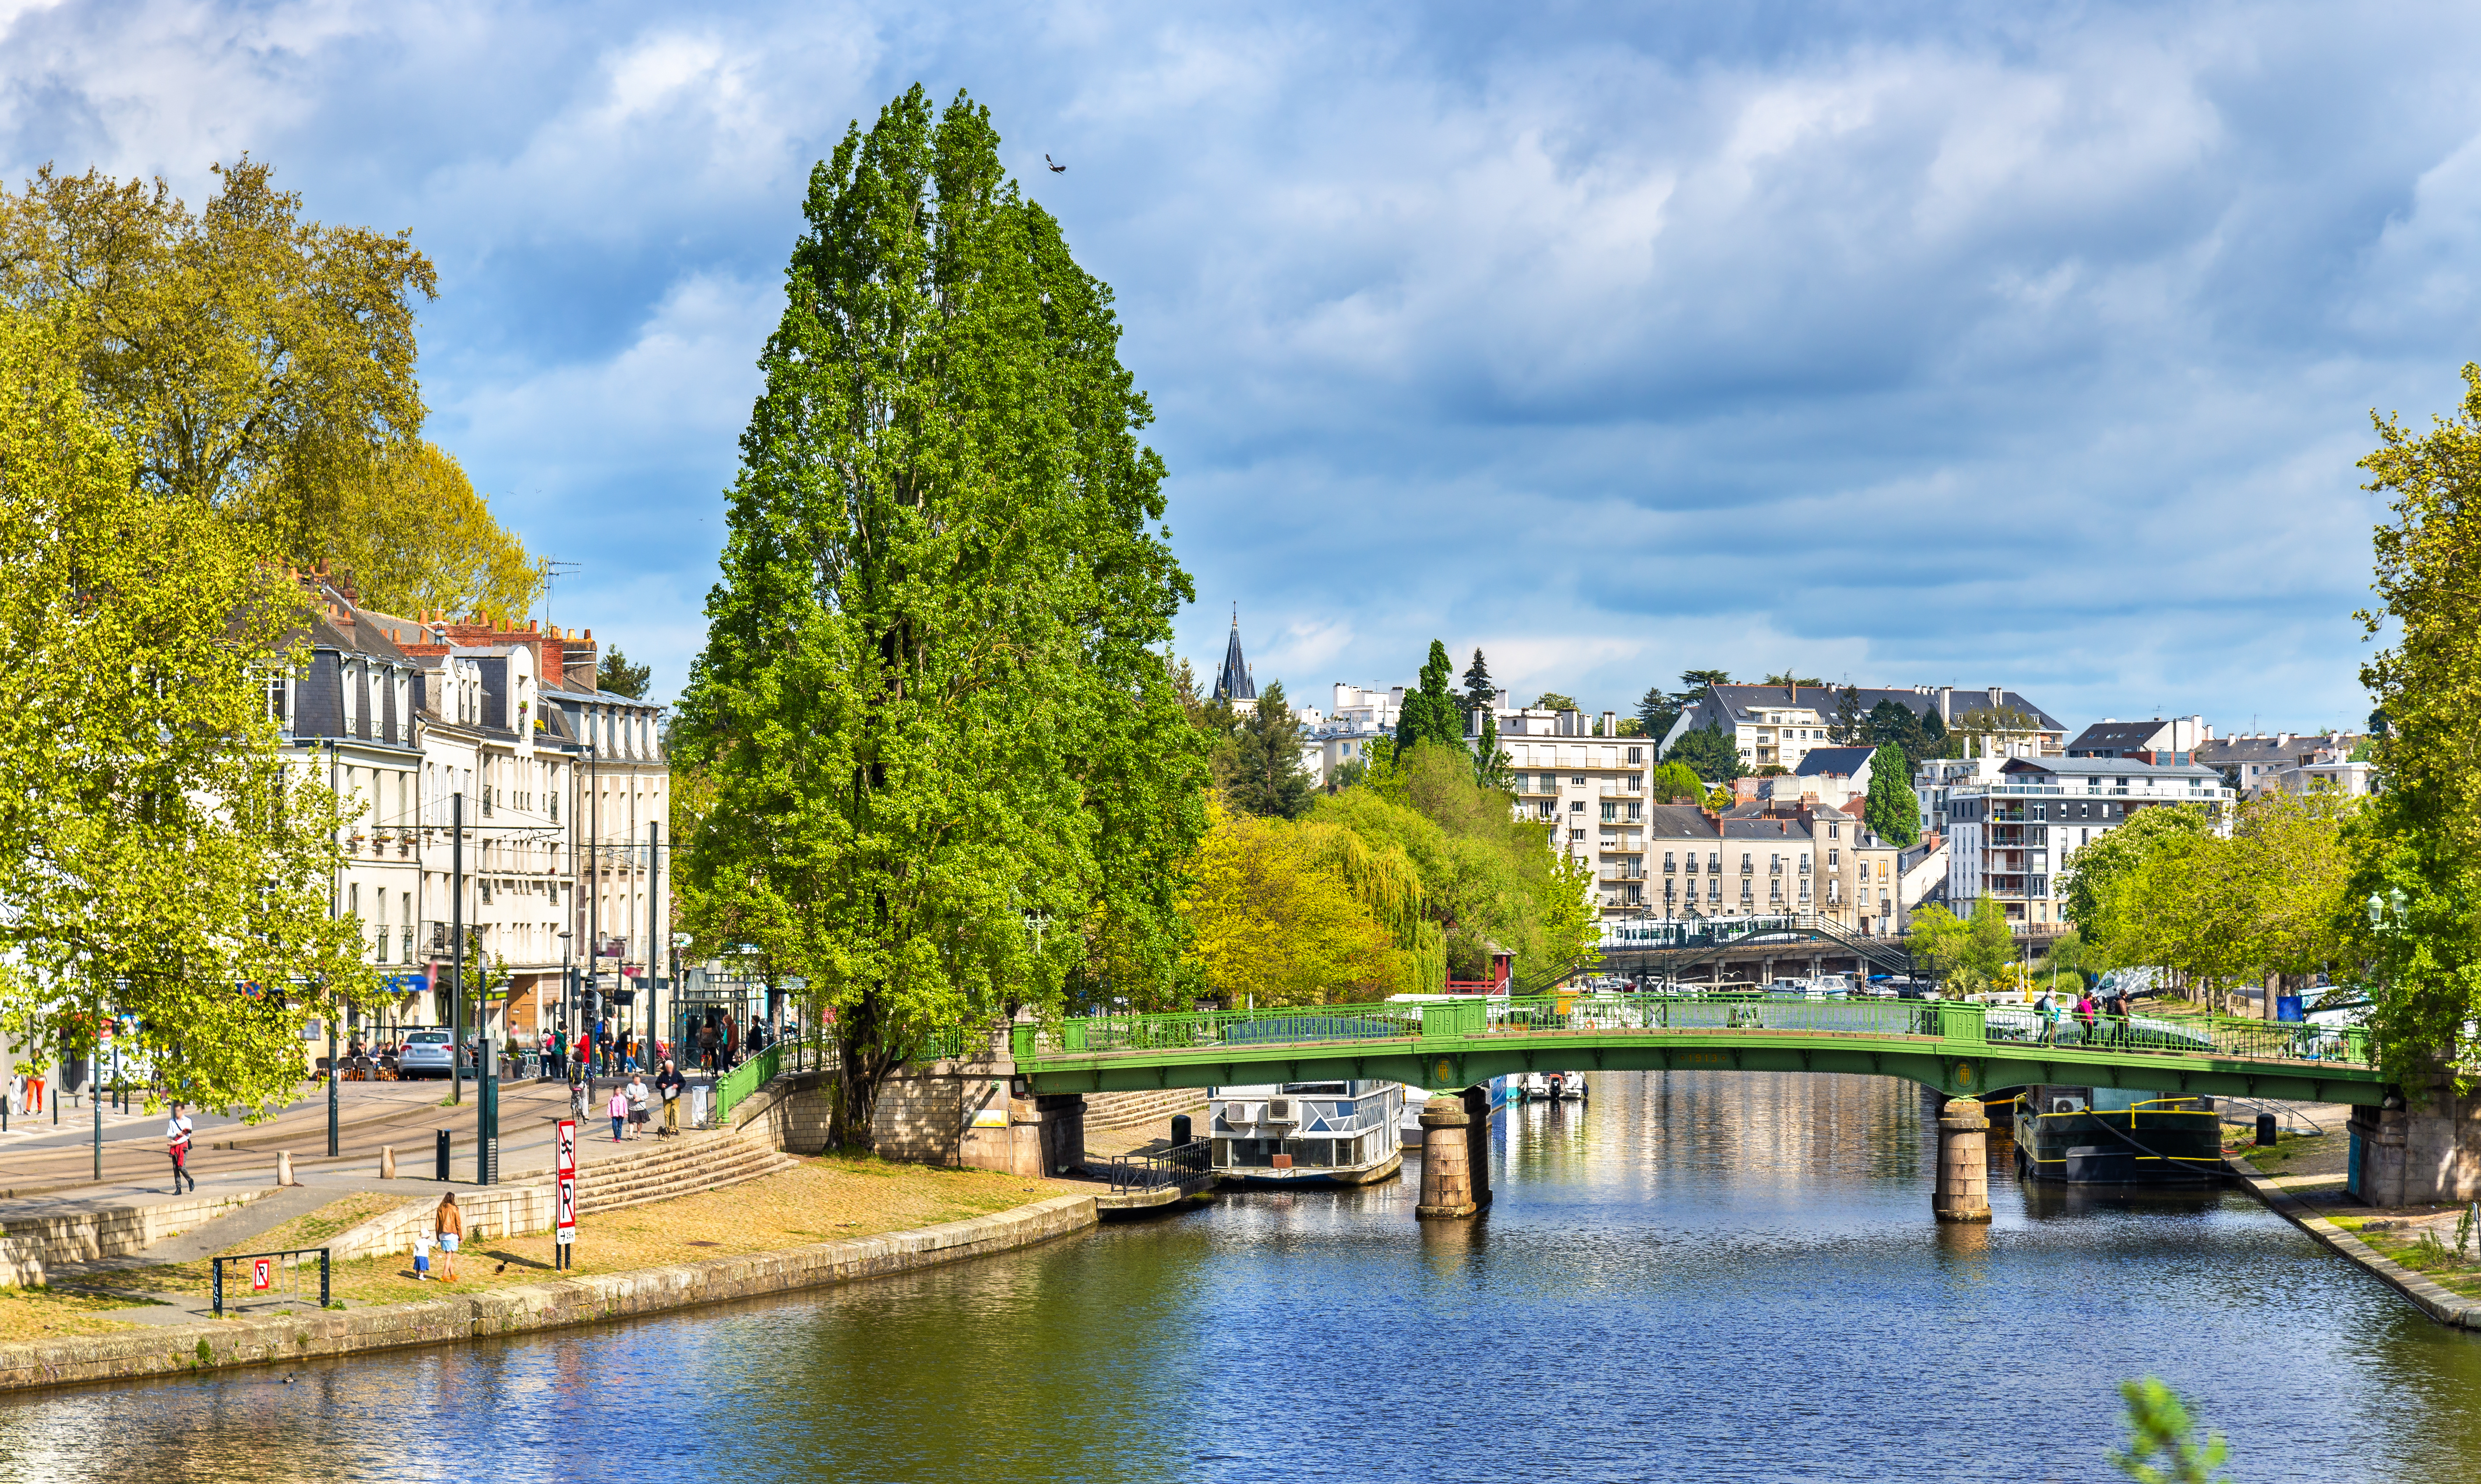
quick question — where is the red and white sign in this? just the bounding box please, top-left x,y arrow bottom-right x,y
251,1258 -> 273,1291
555,1118 -> 578,1178
555,1177 -> 577,1245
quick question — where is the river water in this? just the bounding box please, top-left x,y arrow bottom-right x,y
6,1070 -> 2477,1483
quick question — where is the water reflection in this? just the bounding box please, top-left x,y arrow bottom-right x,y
6,1070 -> 2479,1484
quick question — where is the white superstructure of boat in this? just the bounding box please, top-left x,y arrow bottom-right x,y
1519,1071 -> 1551,1101
1546,1071 -> 1588,1101
1210,1081 -> 1406,1185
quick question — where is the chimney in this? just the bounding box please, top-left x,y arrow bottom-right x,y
1987,686 -> 2005,710
1936,686 -> 1953,723
1601,710 -> 1618,737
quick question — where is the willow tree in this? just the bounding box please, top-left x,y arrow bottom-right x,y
0,308 -> 374,1112
675,88 -> 1208,1146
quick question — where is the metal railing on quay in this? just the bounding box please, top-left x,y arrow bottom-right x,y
212,1247 -> 330,1317
1109,1139 -> 1213,1196
1979,1005 -> 2370,1066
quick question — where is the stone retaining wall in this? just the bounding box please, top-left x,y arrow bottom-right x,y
0,1194 -> 1099,1393
324,1185 -> 558,1263
1,1190 -> 266,1287
2225,1154 -> 2481,1329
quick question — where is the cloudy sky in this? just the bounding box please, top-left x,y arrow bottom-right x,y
8,0 -> 2478,737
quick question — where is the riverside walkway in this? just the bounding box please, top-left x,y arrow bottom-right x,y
1008,994 -> 2390,1104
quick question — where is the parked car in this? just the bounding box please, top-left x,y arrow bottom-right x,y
397,1028 -> 455,1079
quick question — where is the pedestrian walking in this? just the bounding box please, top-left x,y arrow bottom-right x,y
625,1072 -> 650,1138
656,1059 -> 684,1137
606,1082 -> 628,1142
2034,990 -> 2058,1045
2075,987 -> 2097,1045
698,1020 -> 717,1072
434,1192 -> 464,1282
166,1101 -> 195,1193
26,1069 -> 43,1115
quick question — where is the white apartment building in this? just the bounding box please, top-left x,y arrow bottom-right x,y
1944,757 -> 2233,927
272,580 -> 430,1041
2197,731 -> 2373,799
1639,803 -> 1903,934
1299,682 -> 1403,788
1470,704 -> 1650,918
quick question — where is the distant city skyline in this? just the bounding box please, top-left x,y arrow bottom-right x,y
10,1 -> 2474,734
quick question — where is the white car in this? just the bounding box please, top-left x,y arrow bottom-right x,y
397,1028 -> 455,1079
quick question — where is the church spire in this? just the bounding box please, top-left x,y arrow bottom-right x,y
1212,610 -> 1257,703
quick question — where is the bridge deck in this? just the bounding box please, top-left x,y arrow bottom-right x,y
1009,994 -> 2387,1105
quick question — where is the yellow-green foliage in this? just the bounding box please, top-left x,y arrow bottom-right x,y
0,307 -> 378,1113
1181,804 -> 1420,1005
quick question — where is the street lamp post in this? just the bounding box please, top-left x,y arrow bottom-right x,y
451,790 -> 465,1106
327,739 -> 342,1157
557,928 -> 573,1083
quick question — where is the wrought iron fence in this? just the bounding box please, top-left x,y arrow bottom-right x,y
1109,1139 -> 1213,1196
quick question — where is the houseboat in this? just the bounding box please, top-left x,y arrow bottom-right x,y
1210,1081 -> 1406,1185
1546,1071 -> 1588,1102
2012,1086 -> 2221,1185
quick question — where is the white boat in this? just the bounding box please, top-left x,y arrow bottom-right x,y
1397,1086 -> 1434,1148
1519,1071 -> 1551,1101
1209,1081 -> 1406,1185
1545,1071 -> 1588,1101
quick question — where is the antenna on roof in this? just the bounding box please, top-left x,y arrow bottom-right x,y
539,556 -> 581,633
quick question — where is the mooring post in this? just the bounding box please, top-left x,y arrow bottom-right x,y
1461,1083 -> 1492,1211
1415,1096 -> 1476,1219
1934,1097 -> 1991,1223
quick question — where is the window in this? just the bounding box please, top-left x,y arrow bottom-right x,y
1708,853 -> 1720,872
1664,852 -> 1676,872
1828,849 -> 1840,866
1625,802 -> 1642,822
1600,802 -> 1618,823
1570,828 -> 1586,842
1569,800 -> 1586,813
1707,879 -> 1720,901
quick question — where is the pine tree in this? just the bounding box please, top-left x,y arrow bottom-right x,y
1830,685 -> 1864,744
1393,640 -> 1463,751
1230,682 -> 1313,819
673,87 -> 1209,1146
1460,648 -> 1496,714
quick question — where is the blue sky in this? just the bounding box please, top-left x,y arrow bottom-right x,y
8,0 -> 2479,738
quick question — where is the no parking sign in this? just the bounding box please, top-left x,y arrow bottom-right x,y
251,1258 -> 272,1291
556,1119 -> 578,1248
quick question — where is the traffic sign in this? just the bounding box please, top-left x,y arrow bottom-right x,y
251,1258 -> 272,1291
556,1176 -> 577,1243
555,1119 -> 578,1177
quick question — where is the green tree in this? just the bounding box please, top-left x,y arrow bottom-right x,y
327,441 -> 543,622
1533,691 -> 1579,713
1762,671 -> 1823,687
1651,760 -> 1706,804
1968,897 -> 2016,982
1635,682 -> 1675,741
1665,723 -> 1744,783
596,647 -> 653,699
0,307 -> 374,1113
1829,684 -> 1865,744
1867,699 -> 1934,767
2058,804 -> 2213,946
1230,681 -> 1314,819
1182,804 -> 1417,1005
673,87 -> 1209,1145
1863,742 -> 1921,847
1460,648 -> 1496,713
1394,641 -> 1463,750
2350,362 -> 2481,1089
1471,708 -> 1514,791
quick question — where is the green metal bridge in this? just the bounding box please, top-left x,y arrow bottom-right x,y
1008,993 -> 2390,1105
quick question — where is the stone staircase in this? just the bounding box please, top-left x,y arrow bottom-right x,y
572,1131 -> 798,1217
1084,1087 -> 1208,1132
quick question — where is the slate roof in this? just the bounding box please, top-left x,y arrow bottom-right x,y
1796,746 -> 1875,776
2064,721 -> 2172,755
1212,616 -> 1256,703
1685,684 -> 2064,733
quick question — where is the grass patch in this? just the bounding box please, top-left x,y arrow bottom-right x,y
0,1283 -> 166,1342
2230,1130 -> 2322,1169
81,1151 -> 1079,1307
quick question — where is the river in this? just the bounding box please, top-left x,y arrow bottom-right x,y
5,1070 -> 2477,1482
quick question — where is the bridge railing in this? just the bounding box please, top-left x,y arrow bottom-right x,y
1012,991 -> 2375,1071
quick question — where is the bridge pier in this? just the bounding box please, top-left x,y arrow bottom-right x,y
1934,1097 -> 1991,1224
1463,1084 -> 1492,1211
1415,1096 -> 1475,1218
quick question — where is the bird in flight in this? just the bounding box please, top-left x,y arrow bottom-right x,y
1045,154 -> 1066,173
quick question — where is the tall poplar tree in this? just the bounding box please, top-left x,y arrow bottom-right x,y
674,87 -> 1208,1146
1392,640 -> 1463,750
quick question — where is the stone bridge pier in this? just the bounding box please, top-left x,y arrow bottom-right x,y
1414,1086 -> 1495,1220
